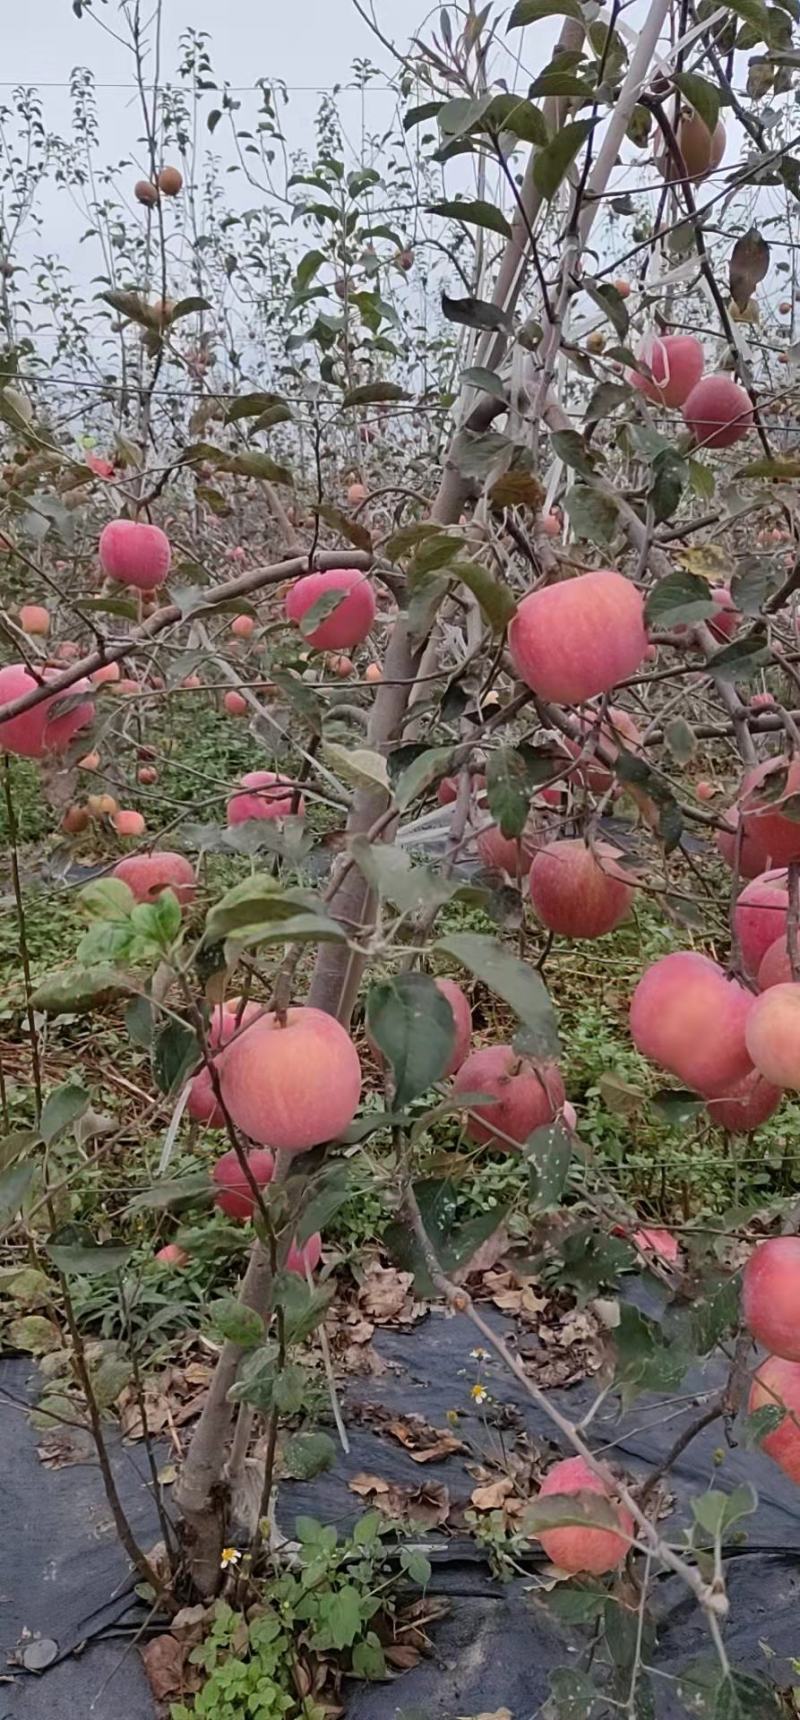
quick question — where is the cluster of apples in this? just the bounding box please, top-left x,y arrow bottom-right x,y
742,1237 -> 800,1483
626,332 -> 753,449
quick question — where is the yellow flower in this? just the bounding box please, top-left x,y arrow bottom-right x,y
220,1546 -> 241,1570
471,1383 -> 489,1406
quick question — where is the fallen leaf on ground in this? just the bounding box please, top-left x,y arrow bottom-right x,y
349,1472 -> 450,1528
385,1415 -> 464,1463
358,1262 -> 417,1322
470,1475 -> 515,1511
458,1710 -> 513,1719
140,1634 -> 189,1703
37,1426 -> 95,1468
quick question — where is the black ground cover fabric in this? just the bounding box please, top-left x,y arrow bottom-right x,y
3,1308 -> 800,1716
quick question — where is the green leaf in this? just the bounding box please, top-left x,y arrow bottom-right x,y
524,1119 -> 572,1210
40,1082 -> 90,1146
273,1275 -> 335,1345
225,450 -> 293,485
550,428 -> 597,477
485,747 -> 532,838
546,1667 -> 601,1719
674,72 -> 721,136
461,366 -> 508,403
738,1402 -> 785,1448
282,1430 -> 336,1480
441,292 -> 511,334
508,0 -> 583,23
8,1314 -> 60,1354
664,716 -> 696,765
385,1177 -> 507,1295
427,199 -> 512,238
447,559 -> 516,631
408,531 -> 468,575
0,1160 -> 34,1233
342,380 -> 409,406
99,288 -> 155,327
79,878 -> 135,920
650,448 -> 686,524
651,1088 -> 704,1126
563,485 -> 618,549
485,94 -> 549,144
321,741 -> 389,793
692,1483 -> 757,1538
225,391 -> 290,424
153,1020 -> 200,1096
404,99 -> 443,130
729,227 -> 770,312
125,995 -> 154,1049
679,1661 -> 780,1719
399,1546 -> 432,1585
533,120 -> 595,200
707,633 -> 771,680
583,281 -> 630,340
31,964 -> 135,1015
47,1241 -> 133,1275
314,502 -> 372,553
209,1296 -> 264,1349
366,973 -> 456,1106
737,456 -> 800,479
171,295 -> 212,320
613,1302 -> 689,1402
730,558 -> 781,615
394,746 -> 457,810
294,249 -> 325,291
320,1585 -> 363,1650
645,570 -> 717,628
350,837 -> 458,914
437,93 -> 495,136
351,1635 -> 387,1680
525,1492 -> 625,1537
126,1171 -> 212,1212
435,932 -> 559,1058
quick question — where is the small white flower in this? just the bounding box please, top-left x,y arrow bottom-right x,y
220,1546 -> 241,1570
471,1383 -> 489,1406
470,1346 -> 489,1361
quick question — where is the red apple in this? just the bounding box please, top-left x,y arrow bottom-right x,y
626,333 -> 704,408
112,850 -> 195,907
212,1147 -> 275,1221
508,571 -> 648,704
533,1456 -> 633,1575
746,983 -> 800,1088
528,839 -> 634,939
226,770 -> 303,824
743,1237 -> 800,1360
285,568 -> 376,650
630,951 -> 753,1097
99,519 -> 171,591
218,1006 -> 362,1153
452,1044 -> 565,1149
682,374 -> 753,450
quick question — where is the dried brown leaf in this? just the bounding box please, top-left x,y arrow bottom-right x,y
358,1262 -> 416,1322
470,1475 -> 515,1511
140,1634 -> 187,1703
729,227 -> 769,311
